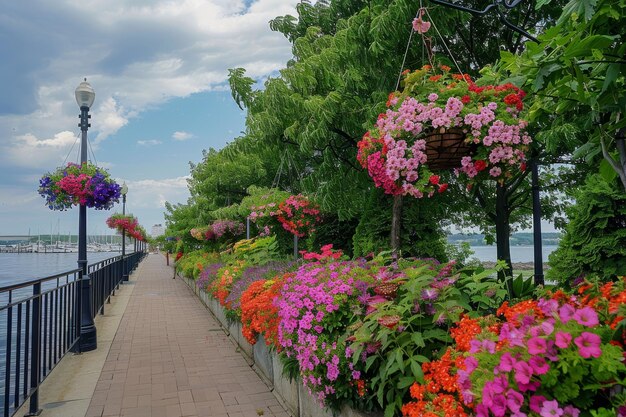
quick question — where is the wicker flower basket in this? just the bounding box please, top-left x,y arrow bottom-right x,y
425,128 -> 473,170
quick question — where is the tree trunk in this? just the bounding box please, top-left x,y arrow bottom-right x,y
391,195 -> 403,254
495,184 -> 514,289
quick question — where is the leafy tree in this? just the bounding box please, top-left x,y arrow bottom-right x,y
500,0 -> 626,190
547,174 -> 626,286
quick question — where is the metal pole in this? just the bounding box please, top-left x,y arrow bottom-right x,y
246,217 -> 250,239
531,159 -> 544,286
78,106 -> 97,352
122,194 -> 128,281
293,235 -> 298,261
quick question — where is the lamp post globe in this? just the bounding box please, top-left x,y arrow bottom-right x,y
75,79 -> 95,109
76,78 -> 97,352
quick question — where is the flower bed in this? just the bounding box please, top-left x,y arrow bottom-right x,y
174,242 -> 626,417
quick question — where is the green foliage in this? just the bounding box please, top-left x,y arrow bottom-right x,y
350,261 -> 504,415
353,191 -> 448,260
499,0 -> 626,188
232,236 -> 281,266
547,175 -> 626,286
175,250 -> 219,279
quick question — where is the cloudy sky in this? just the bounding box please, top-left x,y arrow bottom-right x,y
0,0 -> 298,236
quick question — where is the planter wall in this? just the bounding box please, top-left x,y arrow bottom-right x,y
179,274 -> 381,417
271,351 -> 300,417
253,335 -> 274,387
228,321 -> 254,363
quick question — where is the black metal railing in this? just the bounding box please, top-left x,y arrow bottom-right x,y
0,251 -> 146,417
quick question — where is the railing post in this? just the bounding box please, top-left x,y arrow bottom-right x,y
26,283 -> 42,416
4,294 -> 13,417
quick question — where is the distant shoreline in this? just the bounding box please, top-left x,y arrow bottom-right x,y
481,261 -> 550,271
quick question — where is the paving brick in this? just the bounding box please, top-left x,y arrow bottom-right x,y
85,255 -> 287,417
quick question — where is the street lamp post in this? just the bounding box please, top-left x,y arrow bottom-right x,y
75,79 -> 97,352
121,183 -> 129,281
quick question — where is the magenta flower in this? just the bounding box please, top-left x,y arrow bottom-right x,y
540,399 -> 564,416
563,405 -> 580,417
490,394 -> 508,417
572,306 -> 599,327
538,298 -> 558,315
558,304 -> 576,323
513,360 -> 533,385
497,352 -> 517,372
527,336 -> 548,354
465,356 -> 478,373
506,389 -> 524,413
574,331 -> 602,358
555,331 -> 572,349
530,395 -> 547,413
528,356 -> 550,375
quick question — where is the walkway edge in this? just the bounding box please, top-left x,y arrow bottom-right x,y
13,260 -> 145,417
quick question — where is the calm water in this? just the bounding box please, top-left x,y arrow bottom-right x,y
0,252 -> 121,288
469,245 -> 557,263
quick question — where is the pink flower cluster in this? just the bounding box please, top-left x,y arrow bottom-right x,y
464,299 -> 609,417
276,260 -> 370,404
57,174 -> 92,205
358,68 -> 533,197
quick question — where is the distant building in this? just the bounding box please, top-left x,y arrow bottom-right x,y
151,224 -> 165,237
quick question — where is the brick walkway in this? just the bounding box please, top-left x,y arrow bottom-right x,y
85,254 -> 289,417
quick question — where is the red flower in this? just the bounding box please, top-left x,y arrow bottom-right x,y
520,162 -> 527,172
429,175 -> 440,185
474,160 -> 487,171
429,75 -> 442,82
461,95 -> 471,104
438,183 -> 448,193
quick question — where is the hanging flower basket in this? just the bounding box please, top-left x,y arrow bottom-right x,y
106,213 -> 147,241
357,65 -> 532,198
424,127 -> 475,170
39,162 -> 121,210
276,194 -> 321,238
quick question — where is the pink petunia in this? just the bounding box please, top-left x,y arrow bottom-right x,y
574,332 -> 602,358
540,399 -> 564,416
529,395 -> 547,413
513,361 -> 533,385
555,331 -> 572,349
529,356 -> 550,375
572,306 -> 599,327
412,16 -> 431,34
558,304 -> 576,323
527,336 -> 548,354
506,389 -> 525,413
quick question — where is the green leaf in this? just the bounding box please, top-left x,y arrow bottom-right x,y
563,35 -> 614,58
397,376 -> 415,389
601,63 -> 621,93
599,159 -> 618,182
410,359 -> 424,382
535,0 -> 553,9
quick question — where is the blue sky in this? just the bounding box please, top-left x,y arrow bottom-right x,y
0,0 -> 298,236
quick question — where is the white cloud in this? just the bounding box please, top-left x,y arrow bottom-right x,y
3,131 -> 79,169
0,0 -> 298,168
137,139 -> 162,146
172,131 -> 194,141
120,176 -> 190,209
